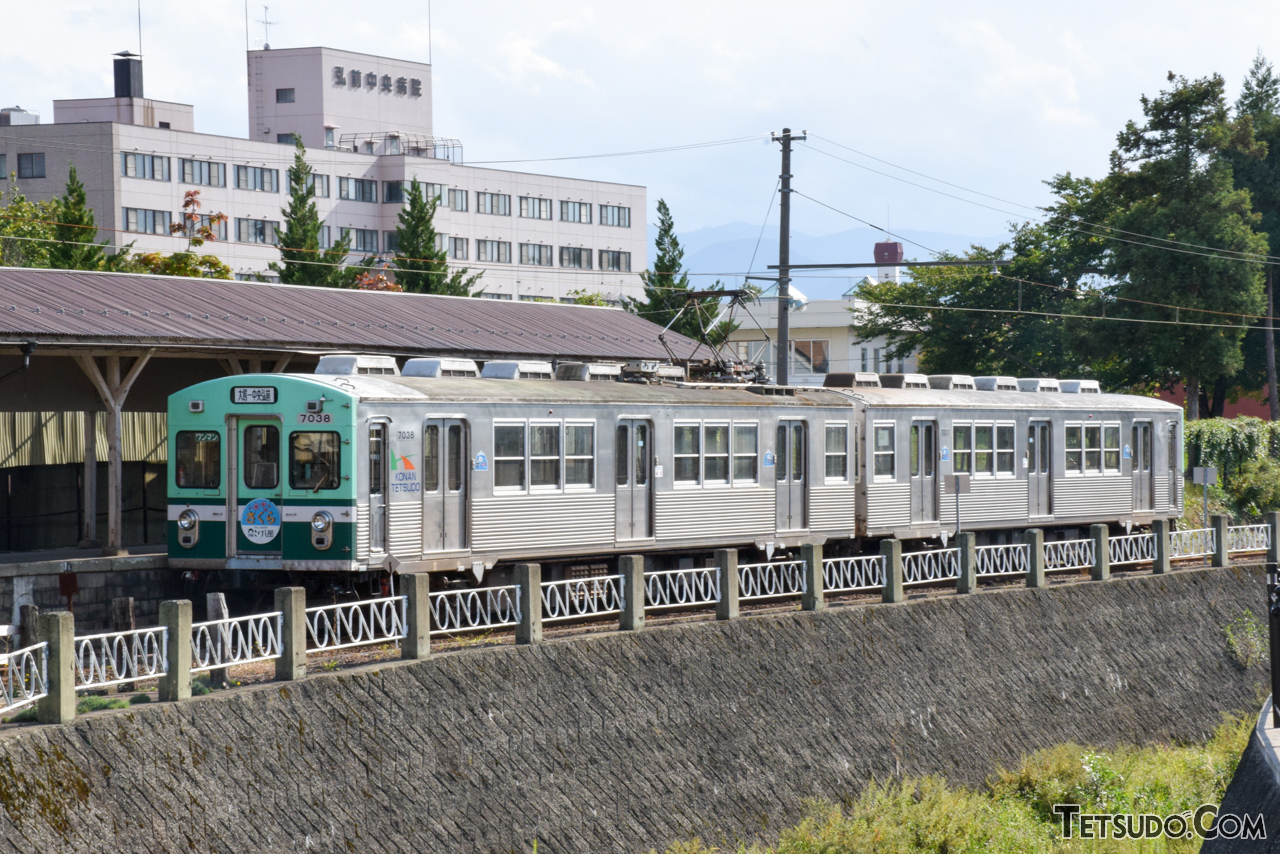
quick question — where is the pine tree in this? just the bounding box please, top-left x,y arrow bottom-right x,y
627,198 -> 723,343
270,139 -> 351,287
49,166 -> 124,270
391,182 -> 481,295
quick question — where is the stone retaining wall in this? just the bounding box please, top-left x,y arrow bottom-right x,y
0,566 -> 1266,853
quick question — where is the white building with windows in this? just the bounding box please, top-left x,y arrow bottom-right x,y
0,48 -> 645,302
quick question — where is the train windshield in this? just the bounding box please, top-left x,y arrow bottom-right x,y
175,431 -> 221,489
289,431 -> 342,490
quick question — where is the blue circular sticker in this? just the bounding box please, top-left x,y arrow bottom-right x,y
240,497 -> 282,544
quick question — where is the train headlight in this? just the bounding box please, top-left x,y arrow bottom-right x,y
177,509 -> 199,531
311,511 -> 333,533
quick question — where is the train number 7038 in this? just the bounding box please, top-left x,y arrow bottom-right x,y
297,412 -> 333,423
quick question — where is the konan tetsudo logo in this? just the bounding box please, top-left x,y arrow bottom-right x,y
1052,804 -> 1266,841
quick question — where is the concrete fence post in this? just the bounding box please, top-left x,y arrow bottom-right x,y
401,573 -> 430,661
800,543 -> 824,611
956,532 -> 977,594
275,587 -> 307,681
1151,519 -> 1172,575
36,611 -> 74,725
515,564 -> 542,644
1211,514 -> 1230,568
619,555 -> 645,631
881,538 -> 904,604
1090,524 -> 1110,581
715,549 -> 738,621
157,599 -> 191,702
1266,511 -> 1280,566
1024,529 -> 1046,589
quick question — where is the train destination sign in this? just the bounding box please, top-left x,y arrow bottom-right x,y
231,386 -> 277,404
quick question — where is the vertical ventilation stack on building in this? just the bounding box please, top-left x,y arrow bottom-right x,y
875,241 -> 904,285
113,51 -> 144,99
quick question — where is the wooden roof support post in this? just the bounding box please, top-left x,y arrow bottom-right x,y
79,411 -> 98,547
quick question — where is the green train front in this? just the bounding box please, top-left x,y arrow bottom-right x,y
168,375 -> 359,571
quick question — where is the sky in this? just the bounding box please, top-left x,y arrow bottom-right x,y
4,0 -> 1279,276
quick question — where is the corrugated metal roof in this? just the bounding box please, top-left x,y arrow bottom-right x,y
0,268 -> 701,361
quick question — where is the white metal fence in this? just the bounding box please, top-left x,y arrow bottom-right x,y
1044,538 -> 1095,572
1108,533 -> 1158,566
74,627 -> 167,691
1227,524 -> 1271,554
429,586 -> 521,637
305,596 -> 407,653
975,543 -> 1030,577
823,555 -> 886,592
645,567 -> 720,610
902,548 -> 959,585
738,560 -> 807,600
190,612 -> 282,673
1170,528 -> 1214,559
541,576 -> 624,623
0,643 -> 47,715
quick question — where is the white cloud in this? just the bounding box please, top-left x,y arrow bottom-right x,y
490,37 -> 596,91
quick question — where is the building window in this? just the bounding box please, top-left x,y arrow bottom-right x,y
158,121 -> 170,129
1104,425 -> 1121,472
324,128 -> 335,149
318,225 -> 331,249
0,155 -> 6,177
559,247 -> 592,269
519,243 -> 553,266
873,424 -> 895,479
476,192 -> 510,216
274,134 -> 294,145
519,197 -> 551,219
384,231 -> 399,253
340,227 -> 378,254
476,240 -> 511,263
122,208 -> 170,235
448,188 -> 468,211
559,200 -> 591,224
121,153 -> 169,181
433,233 -> 447,252
598,250 -> 631,272
860,348 -> 869,372
790,339 -> 830,375
480,292 -> 513,300
824,424 -> 848,481
306,174 -> 330,198
235,165 -> 278,192
179,159 -> 225,187
188,213 -> 227,241
449,237 -> 468,260
421,183 -> 445,203
276,88 -> 295,103
338,177 -> 377,202
599,204 -> 630,227
953,424 -> 972,474
383,181 -> 405,204
236,218 -> 279,245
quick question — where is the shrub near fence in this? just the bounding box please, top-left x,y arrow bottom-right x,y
1186,417 -> 1280,479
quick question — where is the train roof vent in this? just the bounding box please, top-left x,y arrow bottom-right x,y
480,360 -> 554,380
879,373 -> 930,389
974,376 -> 1019,392
402,358 -> 479,378
1017,377 -> 1060,393
928,374 -> 976,390
822,372 -> 882,389
314,354 -> 400,376
556,362 -> 623,382
1060,379 -> 1101,394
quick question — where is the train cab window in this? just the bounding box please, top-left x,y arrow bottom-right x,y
704,424 -> 730,483
289,432 -> 341,490
423,425 -> 440,492
952,424 -> 972,474
565,424 -> 594,487
494,424 -> 527,489
175,431 -> 221,489
1104,425 -> 1121,472
243,425 -> 280,489
996,425 -> 1015,475
873,424 -> 895,479
1084,425 -> 1102,473
974,425 -> 994,475
674,424 -> 700,483
824,424 -> 848,482
1065,425 -> 1083,473
734,425 -> 759,483
530,424 -> 561,488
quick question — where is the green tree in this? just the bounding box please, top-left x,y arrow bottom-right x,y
0,179 -> 56,268
127,190 -> 232,279
49,166 -> 129,271
391,183 -> 480,295
626,198 -> 724,344
270,139 -> 351,287
568,289 -> 611,306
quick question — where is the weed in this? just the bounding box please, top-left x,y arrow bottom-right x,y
191,675 -> 213,696
75,696 -> 127,714
127,693 -> 152,705
1225,609 -> 1269,669
321,659 -> 341,672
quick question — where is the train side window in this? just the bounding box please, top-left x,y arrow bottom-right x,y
616,425 -> 629,486
422,425 -> 440,493
289,431 -> 341,490
775,424 -> 788,481
734,424 -> 759,483
1065,424 -> 1083,473
995,424 -> 1015,475
530,423 -> 561,488
175,431 -> 221,489
1084,425 -> 1102,473
1103,425 -> 1120,473
635,424 -> 649,486
952,424 -> 972,474
494,423 -> 526,490
824,423 -> 848,482
974,424 -> 994,476
244,425 -> 280,489
704,424 -> 730,484
565,423 -> 594,488
674,423 -> 700,484
873,424 -> 895,479
447,424 -> 464,492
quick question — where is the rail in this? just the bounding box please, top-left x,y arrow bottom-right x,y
1043,538 -> 1095,572
738,560 -> 807,601
975,543 -> 1030,577
305,596 -> 407,653
429,586 -> 521,636
541,576 -> 624,624
190,612 -> 283,673
1108,533 -> 1157,566
74,627 -> 167,690
1170,528 -> 1214,559
822,555 -> 886,592
1227,524 -> 1271,554
902,548 -> 959,585
644,567 -> 720,610
0,643 -> 47,715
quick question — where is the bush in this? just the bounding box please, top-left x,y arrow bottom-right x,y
1226,457 -> 1280,518
127,692 -> 152,705
1225,609 -> 1269,669
191,675 -> 213,696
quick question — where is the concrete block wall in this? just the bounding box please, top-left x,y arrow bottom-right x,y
0,556 -> 173,633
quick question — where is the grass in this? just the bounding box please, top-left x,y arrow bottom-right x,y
658,713 -> 1253,854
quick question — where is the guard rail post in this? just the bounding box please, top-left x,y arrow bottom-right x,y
36,611 -> 74,724
515,564 -> 542,644
1267,512 -> 1280,567
882,538 -> 904,603
1024,529 -> 1046,588
800,543 -> 824,611
401,573 -> 430,660
1152,519 -> 1172,575
275,587 -> 306,681
956,532 -> 977,594
1090,525 -> 1110,581
619,555 -> 645,631
715,549 -> 739,621
157,599 -> 191,702
1212,515 -> 1230,568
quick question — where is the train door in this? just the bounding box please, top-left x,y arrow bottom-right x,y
422,419 -> 468,551
909,420 -> 938,524
1167,421 -> 1179,507
1027,421 -> 1052,517
1132,421 -> 1153,511
615,419 -> 652,540
232,418 -> 283,557
369,424 -> 388,554
775,420 -> 807,531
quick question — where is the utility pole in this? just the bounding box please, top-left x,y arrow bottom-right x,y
772,128 -> 805,386
1267,268 -> 1278,422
